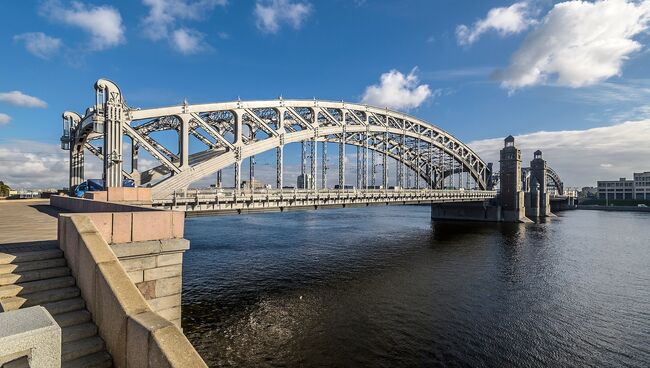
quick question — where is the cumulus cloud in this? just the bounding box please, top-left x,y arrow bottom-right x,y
361,68 -> 435,110
496,0 -> 650,90
0,140 -> 102,188
13,32 -> 62,59
171,28 -> 207,54
468,119 -> 650,187
40,0 -> 125,51
254,0 -> 312,33
0,91 -> 48,108
456,1 -> 535,45
141,0 -> 226,53
0,114 -> 11,125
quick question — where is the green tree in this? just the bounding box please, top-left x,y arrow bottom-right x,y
0,181 -> 11,197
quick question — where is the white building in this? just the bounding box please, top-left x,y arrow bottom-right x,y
597,171 -> 650,200
633,171 -> 650,200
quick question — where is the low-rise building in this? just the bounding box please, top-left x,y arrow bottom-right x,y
597,178 -> 634,200
633,171 -> 650,200
597,171 -> 650,200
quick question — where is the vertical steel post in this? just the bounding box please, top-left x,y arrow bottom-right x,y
371,146 -> 376,187
311,137 -> 317,190
321,141 -> 327,189
339,127 -> 345,189
276,146 -> 283,189
416,137 -> 420,189
234,161 -> 241,192
362,131 -> 368,189
356,144 -> 361,189
383,131 -> 388,188
301,141 -> 306,176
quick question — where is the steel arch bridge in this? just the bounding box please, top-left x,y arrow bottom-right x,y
522,166 -> 564,195
61,80 -> 493,202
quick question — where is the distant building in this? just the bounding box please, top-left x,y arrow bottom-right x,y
241,179 -> 266,190
578,186 -> 597,199
297,174 -> 314,190
633,171 -> 650,199
597,171 -> 650,200
598,178 -> 634,200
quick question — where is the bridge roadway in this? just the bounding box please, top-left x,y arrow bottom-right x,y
152,188 -> 498,215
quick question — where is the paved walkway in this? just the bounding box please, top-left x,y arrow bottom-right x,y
0,200 -> 60,252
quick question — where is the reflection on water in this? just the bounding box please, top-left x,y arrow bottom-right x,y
182,206 -> 650,367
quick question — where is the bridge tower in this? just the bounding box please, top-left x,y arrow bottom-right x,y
499,135 -> 526,222
530,150 -> 551,217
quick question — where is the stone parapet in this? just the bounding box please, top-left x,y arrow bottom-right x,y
58,214 -> 205,368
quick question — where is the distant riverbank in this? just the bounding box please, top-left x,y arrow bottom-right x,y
577,205 -> 650,212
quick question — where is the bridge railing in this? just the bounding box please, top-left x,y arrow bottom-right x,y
153,188 -> 497,210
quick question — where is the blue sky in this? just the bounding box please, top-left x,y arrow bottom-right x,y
1,0 -> 650,188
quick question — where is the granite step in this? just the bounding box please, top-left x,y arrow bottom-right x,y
63,322 -> 98,343
0,258 -> 66,275
63,351 -> 112,368
0,266 -> 70,286
62,336 -> 105,363
0,276 -> 75,298
0,249 -> 63,265
54,309 -> 92,328
41,297 -> 86,316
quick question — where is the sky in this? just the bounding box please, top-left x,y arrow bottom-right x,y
1,0 -> 650,189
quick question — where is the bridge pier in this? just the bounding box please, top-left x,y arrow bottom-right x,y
431,136 -> 530,223
527,150 -> 552,217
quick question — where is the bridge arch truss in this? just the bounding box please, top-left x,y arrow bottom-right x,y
62,79 -> 491,199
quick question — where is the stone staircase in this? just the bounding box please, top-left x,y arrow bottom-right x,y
0,241 -> 112,368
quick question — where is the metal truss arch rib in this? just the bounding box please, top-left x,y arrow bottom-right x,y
142,101 -> 489,198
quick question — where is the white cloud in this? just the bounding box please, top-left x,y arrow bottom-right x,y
0,91 -> 48,108
0,140 -> 101,189
13,32 -> 62,59
141,0 -> 226,53
40,0 -> 125,51
171,28 -> 207,54
468,119 -> 650,187
254,0 -> 312,33
496,0 -> 650,90
456,2 -> 535,45
361,68 -> 435,110
0,114 -> 11,125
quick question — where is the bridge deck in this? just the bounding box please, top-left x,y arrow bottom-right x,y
153,188 -> 497,214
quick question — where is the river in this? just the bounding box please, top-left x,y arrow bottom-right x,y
180,206 -> 650,367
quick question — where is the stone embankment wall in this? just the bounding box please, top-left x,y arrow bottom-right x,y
52,193 -> 206,367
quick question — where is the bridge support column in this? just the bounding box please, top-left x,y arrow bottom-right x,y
70,146 -> 84,193
311,138 -> 317,190
179,116 -> 190,169
498,135 -> 527,222
338,128 -> 345,189
276,146 -> 283,189
383,131 -> 388,188
234,160 -> 241,192
530,150 -> 551,217
525,185 -> 540,218
321,141 -> 327,189
96,79 -> 125,188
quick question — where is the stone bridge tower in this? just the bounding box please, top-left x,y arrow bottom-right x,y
499,136 -> 526,221
530,150 -> 551,217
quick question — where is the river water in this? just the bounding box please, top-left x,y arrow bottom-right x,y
181,207 -> 650,367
